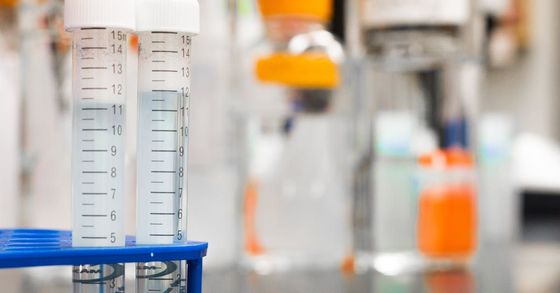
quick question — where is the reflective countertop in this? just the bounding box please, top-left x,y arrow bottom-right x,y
1,241 -> 560,292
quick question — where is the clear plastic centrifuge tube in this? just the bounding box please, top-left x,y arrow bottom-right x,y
135,1 -> 199,292
65,0 -> 134,292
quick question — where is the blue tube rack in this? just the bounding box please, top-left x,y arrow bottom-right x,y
0,229 -> 208,292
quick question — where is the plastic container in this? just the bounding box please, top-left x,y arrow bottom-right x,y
135,0 -> 199,291
417,149 -> 477,265
65,0 -> 134,290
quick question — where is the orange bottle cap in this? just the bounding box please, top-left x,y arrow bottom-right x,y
257,0 -> 332,22
255,52 -> 340,89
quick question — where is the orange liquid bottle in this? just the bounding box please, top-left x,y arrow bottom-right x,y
417,149 -> 477,260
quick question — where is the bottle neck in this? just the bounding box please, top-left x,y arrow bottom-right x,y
263,17 -> 325,49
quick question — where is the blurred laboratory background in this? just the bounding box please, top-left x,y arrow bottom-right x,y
3,0 -> 560,292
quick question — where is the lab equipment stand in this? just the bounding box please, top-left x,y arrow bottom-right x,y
0,229 -> 208,293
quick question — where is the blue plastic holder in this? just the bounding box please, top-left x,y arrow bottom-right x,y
0,229 -> 208,293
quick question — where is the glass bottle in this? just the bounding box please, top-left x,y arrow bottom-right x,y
238,0 -> 353,273
355,0 -> 481,275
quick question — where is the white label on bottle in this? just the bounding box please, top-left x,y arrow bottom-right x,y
362,0 -> 470,27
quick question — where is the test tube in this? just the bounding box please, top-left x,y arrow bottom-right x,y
135,0 -> 199,292
65,0 -> 134,292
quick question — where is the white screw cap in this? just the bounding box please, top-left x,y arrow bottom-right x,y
64,0 -> 135,31
136,0 -> 200,34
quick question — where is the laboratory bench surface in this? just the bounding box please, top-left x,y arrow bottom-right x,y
1,242 -> 560,293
